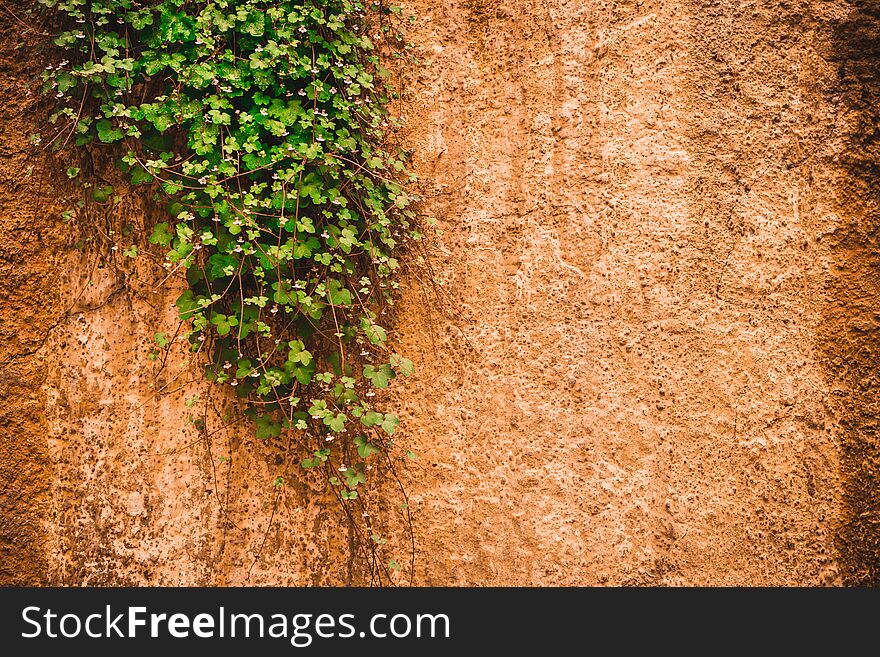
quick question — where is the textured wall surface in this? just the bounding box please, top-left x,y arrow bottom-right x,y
2,0 -> 878,585
384,0 -> 854,585
0,6 -> 66,585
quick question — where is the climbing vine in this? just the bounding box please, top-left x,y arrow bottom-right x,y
40,0 -> 420,581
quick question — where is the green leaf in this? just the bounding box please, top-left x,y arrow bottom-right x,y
327,278 -> 352,306
361,318 -> 388,345
381,413 -> 400,436
96,119 -> 123,143
175,289 -> 200,317
208,253 -> 239,280
363,363 -> 394,389
390,353 -> 415,377
344,468 -> 366,489
301,448 -> 330,469
92,184 -> 114,202
324,412 -> 348,433
235,359 -> 254,379
130,166 -> 154,185
149,222 -> 173,246
354,435 -> 378,458
286,340 -> 313,365
211,313 -> 238,336
255,414 -> 282,440
360,411 -> 384,428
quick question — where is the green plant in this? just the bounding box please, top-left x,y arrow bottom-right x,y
42,0 -> 420,582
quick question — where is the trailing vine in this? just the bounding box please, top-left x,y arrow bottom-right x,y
40,0 -> 421,581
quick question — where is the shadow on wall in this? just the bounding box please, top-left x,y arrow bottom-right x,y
825,0 -> 880,586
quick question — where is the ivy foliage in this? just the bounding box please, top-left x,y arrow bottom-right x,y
41,0 -> 418,495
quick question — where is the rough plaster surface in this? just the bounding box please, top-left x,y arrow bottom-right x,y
384,0 -> 850,586
0,7 -> 66,585
2,0 -> 879,585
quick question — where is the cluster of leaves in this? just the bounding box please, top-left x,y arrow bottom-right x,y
41,0 -> 419,505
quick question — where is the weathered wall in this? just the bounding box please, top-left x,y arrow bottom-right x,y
0,3 -> 66,585
384,0 -> 848,586
821,1 -> 880,586
42,172 -> 351,585
2,0 -> 879,585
